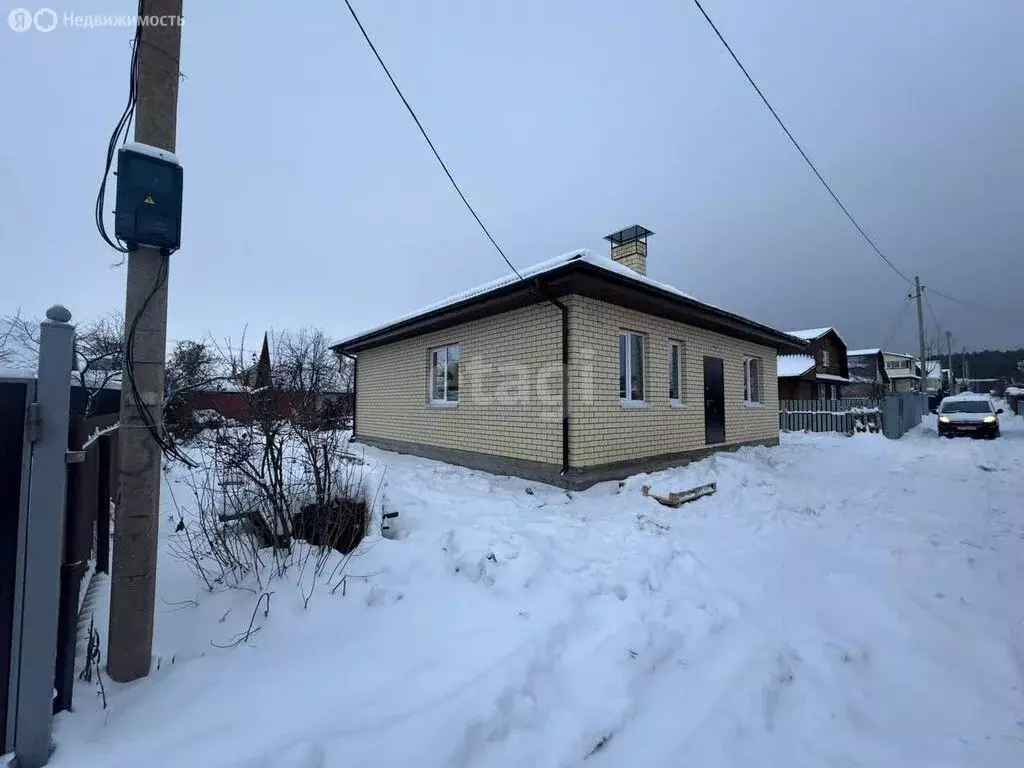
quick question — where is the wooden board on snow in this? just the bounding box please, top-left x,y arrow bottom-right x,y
641,481 -> 717,508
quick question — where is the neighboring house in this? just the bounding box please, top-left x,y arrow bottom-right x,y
923,360 -> 943,393
777,328 -> 849,400
844,348 -> 891,398
883,352 -> 920,393
332,226 -> 802,489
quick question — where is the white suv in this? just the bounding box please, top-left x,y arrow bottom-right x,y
937,395 -> 1002,439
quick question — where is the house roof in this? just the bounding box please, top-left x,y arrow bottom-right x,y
333,249 -> 803,355
777,354 -> 815,378
884,351 -> 917,359
848,348 -> 881,356
787,327 -> 847,348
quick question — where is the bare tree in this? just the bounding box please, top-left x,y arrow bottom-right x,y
73,312 -> 124,417
274,327 -> 350,429
0,309 -> 125,415
0,309 -> 23,367
0,309 -> 38,369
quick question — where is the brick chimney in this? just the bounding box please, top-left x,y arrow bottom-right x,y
604,225 -> 653,276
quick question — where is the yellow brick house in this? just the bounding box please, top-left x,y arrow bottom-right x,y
332,226 -> 803,488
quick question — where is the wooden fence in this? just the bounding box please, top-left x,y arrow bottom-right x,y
779,398 -> 882,435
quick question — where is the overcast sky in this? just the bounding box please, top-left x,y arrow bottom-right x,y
2,0 -> 1021,356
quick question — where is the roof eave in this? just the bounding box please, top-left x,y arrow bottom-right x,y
333,260 -> 804,355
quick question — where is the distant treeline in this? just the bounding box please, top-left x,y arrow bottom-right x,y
932,349 -> 1024,380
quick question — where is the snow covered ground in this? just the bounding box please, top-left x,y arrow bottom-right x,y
51,409 -> 1024,767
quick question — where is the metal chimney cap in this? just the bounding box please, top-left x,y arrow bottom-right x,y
604,225 -> 654,246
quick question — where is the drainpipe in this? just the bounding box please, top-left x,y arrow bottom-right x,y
533,282 -> 570,476
341,353 -> 357,438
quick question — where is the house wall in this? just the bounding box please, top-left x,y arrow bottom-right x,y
779,377 -> 814,401
807,333 -> 847,379
566,297 -> 779,470
354,302 -> 564,471
892,377 -> 917,394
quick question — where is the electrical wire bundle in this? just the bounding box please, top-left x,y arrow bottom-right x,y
122,252 -> 195,466
95,0 -> 143,255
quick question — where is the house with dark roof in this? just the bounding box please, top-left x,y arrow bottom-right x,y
844,348 -> 891,398
776,327 -> 849,400
332,226 -> 802,489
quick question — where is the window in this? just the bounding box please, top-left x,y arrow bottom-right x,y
430,344 -> 460,405
669,341 -> 685,404
743,357 -> 763,405
619,331 -> 645,403
821,349 -> 830,367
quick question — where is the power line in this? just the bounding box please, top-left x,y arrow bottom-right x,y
692,0 -> 913,286
924,289 -> 944,336
881,295 -> 912,351
340,0 -> 523,280
926,287 -> 1016,318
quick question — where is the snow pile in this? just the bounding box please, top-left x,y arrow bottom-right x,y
49,420 -> 1024,767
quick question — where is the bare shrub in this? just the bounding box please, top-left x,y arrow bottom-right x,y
167,326 -> 372,602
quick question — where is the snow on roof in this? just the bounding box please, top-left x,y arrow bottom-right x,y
121,141 -> 180,166
884,351 -> 917,359
1005,386 -> 1024,396
333,249 -> 722,348
787,327 -> 831,341
848,348 -> 880,356
786,326 -> 848,349
816,373 -> 851,383
777,354 -> 815,378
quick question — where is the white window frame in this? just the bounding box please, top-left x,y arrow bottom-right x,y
668,340 -> 685,406
429,343 -> 460,407
821,349 -> 830,368
619,330 -> 646,406
743,356 -> 764,407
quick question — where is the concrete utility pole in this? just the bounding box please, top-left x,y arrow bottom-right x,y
108,0 -> 183,683
914,276 -> 927,392
945,330 -> 953,391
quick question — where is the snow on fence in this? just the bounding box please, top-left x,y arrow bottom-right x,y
779,398 -> 882,435
780,393 -> 927,439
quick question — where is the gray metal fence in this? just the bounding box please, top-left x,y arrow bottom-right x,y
881,391 -> 927,439
3,307 -> 74,768
779,399 -> 882,435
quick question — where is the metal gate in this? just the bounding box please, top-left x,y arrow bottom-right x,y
1,375 -> 36,754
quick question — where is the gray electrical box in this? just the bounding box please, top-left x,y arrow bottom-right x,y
114,142 -> 183,251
